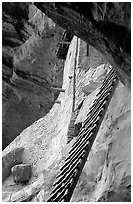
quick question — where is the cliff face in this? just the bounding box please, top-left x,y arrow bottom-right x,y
34,2 -> 131,90
2,37 -> 130,202
2,3 -> 64,149
73,81 -> 131,202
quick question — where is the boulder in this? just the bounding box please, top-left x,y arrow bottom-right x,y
2,147 -> 24,181
82,81 -> 102,95
11,163 -> 32,184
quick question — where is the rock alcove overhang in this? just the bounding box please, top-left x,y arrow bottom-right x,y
2,3 -> 131,202
2,37 -> 131,201
34,2 -> 131,90
2,2 -> 65,149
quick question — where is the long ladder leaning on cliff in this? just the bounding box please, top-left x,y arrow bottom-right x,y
46,67 -> 118,202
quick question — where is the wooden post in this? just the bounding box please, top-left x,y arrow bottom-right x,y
62,41 -> 70,45
86,43 -> 89,56
72,37 -> 79,112
51,87 -> 65,92
55,100 -> 61,104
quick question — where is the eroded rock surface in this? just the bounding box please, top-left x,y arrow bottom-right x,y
2,3 -> 64,149
2,35 -> 130,201
34,2 -> 131,89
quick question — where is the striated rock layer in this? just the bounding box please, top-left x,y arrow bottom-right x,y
3,37 -> 130,202
2,3 -> 64,149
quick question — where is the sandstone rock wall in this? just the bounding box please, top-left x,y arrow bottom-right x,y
2,4 -> 64,149
2,35 -> 130,202
73,81 -> 131,202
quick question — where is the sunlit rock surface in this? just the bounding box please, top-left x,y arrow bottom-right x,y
2,3 -> 64,149
2,36 -> 130,202
73,82 -> 130,202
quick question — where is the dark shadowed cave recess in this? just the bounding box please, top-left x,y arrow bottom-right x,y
2,2 -> 64,149
34,2 -> 131,90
